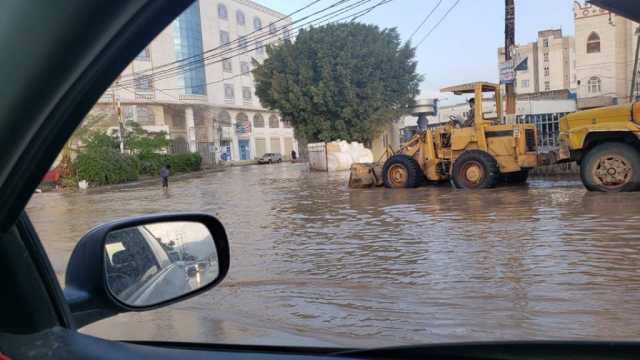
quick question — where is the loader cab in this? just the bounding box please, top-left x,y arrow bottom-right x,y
440,82 -> 503,128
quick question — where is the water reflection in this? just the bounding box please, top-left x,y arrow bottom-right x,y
26,164 -> 640,347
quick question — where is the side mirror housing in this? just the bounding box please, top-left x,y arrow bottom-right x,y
63,213 -> 229,328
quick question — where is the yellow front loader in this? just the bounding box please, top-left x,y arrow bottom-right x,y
349,82 -> 539,189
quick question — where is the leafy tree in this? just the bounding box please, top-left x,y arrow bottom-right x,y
123,121 -> 170,155
253,22 -> 422,143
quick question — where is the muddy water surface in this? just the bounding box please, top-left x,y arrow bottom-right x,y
26,163 -> 640,347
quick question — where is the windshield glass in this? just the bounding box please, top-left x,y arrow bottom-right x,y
25,0 -> 640,349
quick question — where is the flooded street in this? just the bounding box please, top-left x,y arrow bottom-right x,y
26,163 -> 640,347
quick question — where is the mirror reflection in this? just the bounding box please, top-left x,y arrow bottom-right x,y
104,221 -> 219,307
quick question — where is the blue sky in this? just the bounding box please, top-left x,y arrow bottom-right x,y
257,0 -> 576,102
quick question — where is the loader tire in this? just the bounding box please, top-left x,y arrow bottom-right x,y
501,169 -> 529,184
580,142 -> 640,192
452,150 -> 499,189
383,155 -> 423,188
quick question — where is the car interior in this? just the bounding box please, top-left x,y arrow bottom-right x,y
2,0 -> 640,359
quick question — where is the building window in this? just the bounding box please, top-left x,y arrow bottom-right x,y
219,30 -> 230,47
135,106 -> 155,125
173,2 -> 207,95
240,61 -> 250,75
222,59 -> 232,73
543,39 -> 549,48
136,47 -> 151,61
283,119 -> 292,128
134,73 -> 153,92
253,17 -> 262,31
283,27 -> 290,41
253,114 -> 265,128
544,81 -> 550,91
269,23 -> 277,34
543,52 -> 549,62
239,35 -> 248,49
224,84 -> 234,99
256,40 -> 264,55
521,80 -> 529,88
588,76 -> 601,93
218,110 -> 231,126
242,87 -> 252,101
544,66 -> 550,76
587,32 -> 601,53
218,3 -> 228,19
268,115 -> 279,128
236,10 -> 245,25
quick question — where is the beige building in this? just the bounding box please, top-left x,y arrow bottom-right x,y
94,0 -> 298,164
574,1 -> 640,109
499,29 -> 576,95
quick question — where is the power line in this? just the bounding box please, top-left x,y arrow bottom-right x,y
116,0 -> 361,86
118,0 -> 327,81
415,0 -> 461,48
116,0 -> 380,88
408,0 -> 443,41
350,0 -> 393,22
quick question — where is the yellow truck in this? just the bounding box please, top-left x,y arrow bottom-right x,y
557,102 -> 640,191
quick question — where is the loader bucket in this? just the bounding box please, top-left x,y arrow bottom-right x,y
348,163 -> 384,188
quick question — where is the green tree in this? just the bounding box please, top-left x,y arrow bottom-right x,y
253,23 -> 422,143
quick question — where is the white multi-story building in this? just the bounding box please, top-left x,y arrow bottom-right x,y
574,1 -> 640,109
93,0 -> 298,164
498,29 -> 576,96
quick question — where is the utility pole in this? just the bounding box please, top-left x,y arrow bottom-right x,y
505,0 -> 516,115
629,26 -> 640,103
112,85 -> 125,153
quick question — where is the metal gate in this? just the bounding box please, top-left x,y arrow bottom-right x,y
197,142 -> 216,167
307,142 -> 327,171
516,113 -> 569,153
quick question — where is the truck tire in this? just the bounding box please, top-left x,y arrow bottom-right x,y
383,154 -> 423,188
452,150 -> 499,189
580,142 -> 640,192
501,169 -> 529,184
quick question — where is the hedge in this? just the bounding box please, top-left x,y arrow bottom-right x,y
74,151 -> 202,186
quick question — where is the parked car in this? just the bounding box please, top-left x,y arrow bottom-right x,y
258,153 -> 283,164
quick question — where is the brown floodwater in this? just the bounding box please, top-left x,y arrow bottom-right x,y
26,163 -> 640,347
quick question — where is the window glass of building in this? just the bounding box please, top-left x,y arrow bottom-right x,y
253,114 -> 265,128
222,59 -> 232,73
218,110 -> 232,126
219,31 -> 230,47
134,74 -> 153,92
242,87 -> 252,101
136,47 -> 151,61
587,32 -> 600,53
268,115 -> 279,128
543,39 -> 549,48
239,36 -> 248,49
253,17 -> 262,31
256,40 -> 264,55
544,66 -> 550,76
218,3 -> 228,19
544,52 -> 549,62
283,27 -> 290,41
269,23 -> 277,34
236,10 -> 245,25
240,61 -> 250,75
224,84 -> 235,99
544,81 -> 550,91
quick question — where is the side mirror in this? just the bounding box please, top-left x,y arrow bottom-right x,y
63,213 -> 229,328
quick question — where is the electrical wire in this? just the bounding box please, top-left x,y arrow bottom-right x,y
407,0 -> 443,41
116,0 -> 364,87
116,0 -> 383,89
415,0 -> 461,48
